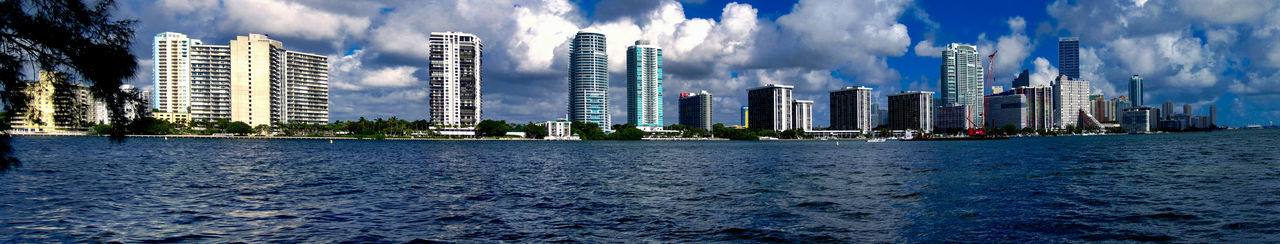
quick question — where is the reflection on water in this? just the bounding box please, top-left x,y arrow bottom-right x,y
2,130 -> 1279,242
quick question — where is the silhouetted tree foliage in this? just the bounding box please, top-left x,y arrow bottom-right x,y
225,122 -> 254,135
515,122 -> 547,139
476,120 -> 510,137
571,122 -> 606,140
1,0 -> 140,170
606,124 -> 645,140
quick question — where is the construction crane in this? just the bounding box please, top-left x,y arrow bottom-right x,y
966,50 -> 998,136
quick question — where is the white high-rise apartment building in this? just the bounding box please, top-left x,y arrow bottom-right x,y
153,32 -> 195,114
429,32 -> 483,126
626,40 -> 663,129
154,33 -> 328,126
1052,75 -> 1090,129
568,31 -> 610,130
829,86 -> 872,131
941,43 -> 985,128
792,100 -> 813,131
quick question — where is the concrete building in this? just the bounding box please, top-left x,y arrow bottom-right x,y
626,40 -> 663,129
1191,116 -> 1213,129
153,32 -> 194,115
1129,75 -> 1144,107
540,118 -> 578,140
740,105 -> 749,127
1123,107 -> 1156,133
9,71 -> 97,132
1210,105 -> 1217,127
935,104 -> 973,132
888,91 -> 934,133
747,84 -> 793,131
678,91 -> 713,131
568,31 -> 610,130
156,32 -> 329,126
1162,101 -> 1175,120
1053,75 -> 1089,129
792,100 -> 813,131
1059,37 -> 1080,80
1183,104 -> 1192,116
1091,97 -> 1115,122
1113,96 -> 1132,123
1011,69 -> 1030,88
877,108 -> 889,126
829,86 -> 872,131
1015,86 -> 1054,131
429,32 -> 483,127
986,93 -> 1027,130
941,43 -> 985,128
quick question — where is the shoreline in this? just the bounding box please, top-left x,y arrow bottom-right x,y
6,130 -> 1229,141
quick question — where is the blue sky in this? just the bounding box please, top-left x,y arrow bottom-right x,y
117,0 -> 1280,127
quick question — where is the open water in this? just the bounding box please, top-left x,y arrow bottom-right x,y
1,130 -> 1278,242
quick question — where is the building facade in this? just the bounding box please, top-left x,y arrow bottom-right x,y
941,43 -> 985,128
9,71 -> 98,132
829,86 -> 872,131
1011,69 -> 1030,88
1091,97 -> 1115,122
792,100 -> 813,131
986,93 -> 1027,130
153,32 -> 195,115
1059,37 -> 1080,80
568,31 -> 610,130
1162,101 -> 1175,120
678,91 -> 713,131
626,40 -> 663,129
1123,107 -> 1156,133
1015,86 -> 1054,131
429,32 -> 483,126
1113,96 -> 1131,123
935,104 -> 973,132
1053,75 -> 1089,129
747,84 -> 793,131
156,32 -> 330,126
888,91 -> 934,133
740,105 -> 749,127
540,118 -> 577,140
1129,75 -> 1143,107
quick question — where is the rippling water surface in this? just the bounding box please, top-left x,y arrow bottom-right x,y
2,130 -> 1279,242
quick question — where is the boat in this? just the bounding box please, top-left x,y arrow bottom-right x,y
867,138 -> 886,143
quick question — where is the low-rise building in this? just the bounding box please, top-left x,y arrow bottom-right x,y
934,104 -> 973,133
1122,107 -> 1156,133
540,118 -> 578,140
986,93 -> 1027,130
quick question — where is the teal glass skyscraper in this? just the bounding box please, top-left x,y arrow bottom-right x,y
1129,74 -> 1143,107
626,40 -> 663,129
941,43 -> 985,127
568,31 -> 610,129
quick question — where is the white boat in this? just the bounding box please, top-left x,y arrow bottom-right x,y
867,138 -> 886,143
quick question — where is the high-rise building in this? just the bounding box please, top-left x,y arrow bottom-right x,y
227,34 -> 330,126
1129,75 -> 1143,107
1012,69 -> 1030,88
888,91 -> 934,133
747,84 -> 793,131
1015,86 -> 1054,131
941,43 -> 985,128
1052,75 -> 1089,129
986,93 -> 1028,129
156,32 -> 328,126
568,31 -> 610,130
740,105 -> 749,127
878,109 -> 889,126
1059,37 -> 1080,80
1091,97 -> 1115,122
1210,105 -> 1217,127
829,86 -> 873,131
188,42 -> 231,122
1183,104 -> 1192,116
626,40 -> 663,129
153,32 -> 195,114
429,32 -> 483,127
1113,96 -> 1132,122
678,91 -> 712,131
792,100 -> 813,131
1162,101 -> 1175,120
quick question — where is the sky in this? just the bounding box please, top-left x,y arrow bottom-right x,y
114,0 -> 1280,127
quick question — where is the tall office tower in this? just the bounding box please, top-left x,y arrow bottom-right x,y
1183,104 -> 1192,116
626,40 -> 663,129
153,32 -> 196,114
792,100 -> 813,131
1209,105 -> 1217,127
1015,86 -> 1054,131
1162,101 -> 1174,120
1059,37 -> 1080,80
986,93 -> 1027,129
568,31 -> 610,130
829,86 -> 873,131
1129,75 -> 1144,107
429,32 -> 483,126
227,34 -> 329,126
941,43 -> 985,128
747,84 -> 793,131
188,42 -> 232,122
678,91 -> 713,131
740,106 -> 749,127
1012,69 -> 1030,88
888,91 -> 934,133
1052,75 -> 1089,129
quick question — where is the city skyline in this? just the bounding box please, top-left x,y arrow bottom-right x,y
115,0 -> 1280,127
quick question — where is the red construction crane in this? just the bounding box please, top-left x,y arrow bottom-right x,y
966,50 -> 998,136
